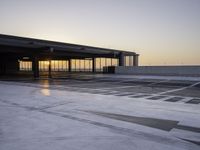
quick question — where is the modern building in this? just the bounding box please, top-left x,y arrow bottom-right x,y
0,34 -> 139,78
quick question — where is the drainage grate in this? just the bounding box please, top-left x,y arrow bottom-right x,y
186,99 -> 200,104
165,97 -> 183,102
147,96 -> 167,100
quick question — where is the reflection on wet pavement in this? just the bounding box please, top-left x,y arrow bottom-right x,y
41,89 -> 51,96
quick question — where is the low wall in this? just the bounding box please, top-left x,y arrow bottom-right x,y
115,66 -> 200,76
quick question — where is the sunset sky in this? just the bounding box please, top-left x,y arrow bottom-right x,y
0,0 -> 200,65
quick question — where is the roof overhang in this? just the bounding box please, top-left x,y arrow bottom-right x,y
0,34 -> 137,58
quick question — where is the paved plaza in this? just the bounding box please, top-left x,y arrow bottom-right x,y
0,74 -> 200,150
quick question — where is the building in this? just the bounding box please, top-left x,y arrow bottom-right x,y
0,34 -> 139,78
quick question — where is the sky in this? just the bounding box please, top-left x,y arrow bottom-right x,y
0,0 -> 200,65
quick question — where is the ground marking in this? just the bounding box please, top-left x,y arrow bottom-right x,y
157,81 -> 200,95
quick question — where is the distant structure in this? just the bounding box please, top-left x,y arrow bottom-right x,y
0,34 -> 139,78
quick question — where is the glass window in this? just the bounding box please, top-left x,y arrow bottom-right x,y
75,59 -> 80,71
100,58 -> 106,71
106,58 -> 112,66
62,61 -> 67,71
125,56 -> 129,66
84,60 -> 89,72
129,56 -> 133,66
89,59 -> 92,72
111,58 -> 118,66
80,60 -> 84,71
71,59 -> 76,71
95,58 -> 101,72
39,61 -> 49,71
19,61 -> 32,71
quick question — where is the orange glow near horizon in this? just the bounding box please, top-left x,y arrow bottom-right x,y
1,0 -> 200,65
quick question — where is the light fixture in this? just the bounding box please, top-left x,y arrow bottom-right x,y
23,57 -> 29,60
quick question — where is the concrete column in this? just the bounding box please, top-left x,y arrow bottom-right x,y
92,58 -> 96,73
0,58 -> 6,75
68,59 -> 71,72
119,52 -> 125,66
48,47 -> 53,78
32,57 -> 39,78
133,54 -> 139,66
48,59 -> 52,78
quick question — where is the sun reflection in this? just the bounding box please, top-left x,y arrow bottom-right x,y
42,80 -> 50,88
41,88 -> 51,96
40,80 -> 51,96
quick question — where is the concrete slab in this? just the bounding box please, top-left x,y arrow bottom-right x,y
1,75 -> 200,150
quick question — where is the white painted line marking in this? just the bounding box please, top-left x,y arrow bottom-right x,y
101,80 -> 169,90
158,82 -> 200,95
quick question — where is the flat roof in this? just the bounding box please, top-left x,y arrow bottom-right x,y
0,34 -> 137,57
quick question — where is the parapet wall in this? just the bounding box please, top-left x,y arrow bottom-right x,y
115,66 -> 200,76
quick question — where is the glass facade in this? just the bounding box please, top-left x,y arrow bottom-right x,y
39,61 -> 49,71
19,60 -> 69,71
125,56 -> 134,66
95,58 -> 118,72
51,60 -> 68,71
19,58 -> 120,72
71,59 -> 92,72
39,60 -> 69,71
19,61 -> 32,71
